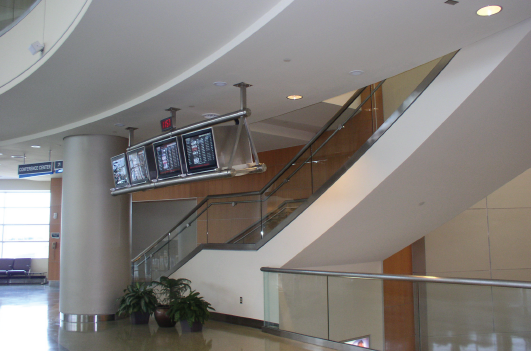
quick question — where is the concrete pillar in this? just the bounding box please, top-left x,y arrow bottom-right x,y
60,135 -> 130,321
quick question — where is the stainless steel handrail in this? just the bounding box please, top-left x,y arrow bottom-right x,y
260,267 -> 531,289
126,108 -> 250,151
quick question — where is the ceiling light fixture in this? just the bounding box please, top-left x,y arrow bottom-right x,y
213,82 -> 227,86
349,70 -> 364,76
31,145 -> 41,148
202,113 -> 221,119
11,155 -> 24,159
477,5 -> 502,16
287,95 -> 303,100
0,153 -> 3,155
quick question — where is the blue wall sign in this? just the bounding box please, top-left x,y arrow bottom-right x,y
18,162 -> 54,178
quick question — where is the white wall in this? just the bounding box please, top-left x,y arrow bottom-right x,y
171,20 -> 531,322
0,179 -> 50,190
31,257 -> 48,274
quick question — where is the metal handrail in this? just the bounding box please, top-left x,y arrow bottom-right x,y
260,267 -> 531,289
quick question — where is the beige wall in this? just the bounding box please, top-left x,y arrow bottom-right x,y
425,167 -> 531,280
0,179 -> 50,191
424,167 -> 531,344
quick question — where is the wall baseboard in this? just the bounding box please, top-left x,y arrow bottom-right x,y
209,312 -> 263,329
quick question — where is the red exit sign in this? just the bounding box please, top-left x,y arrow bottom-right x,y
160,116 -> 173,132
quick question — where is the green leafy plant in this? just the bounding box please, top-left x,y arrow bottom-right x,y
150,276 -> 191,306
117,282 -> 158,316
167,290 -> 215,326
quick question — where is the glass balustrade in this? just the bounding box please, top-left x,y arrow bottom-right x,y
263,269 -> 531,351
0,0 -> 38,33
132,52 -> 456,283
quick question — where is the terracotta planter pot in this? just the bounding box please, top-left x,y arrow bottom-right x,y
154,306 -> 177,328
180,320 -> 203,332
131,311 -> 150,324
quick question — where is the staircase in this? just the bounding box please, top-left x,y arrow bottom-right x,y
132,52 -> 457,283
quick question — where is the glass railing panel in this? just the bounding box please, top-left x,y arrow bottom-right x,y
311,89 -> 376,191
275,272 -> 329,340
133,259 -> 147,283
263,269 -> 531,351
149,239 -> 170,282
264,271 -> 280,329
261,148 -> 313,237
0,0 -> 37,32
328,276 -> 385,349
381,57 -> 443,121
421,282 -> 531,350
206,195 -> 261,244
383,280 -> 417,351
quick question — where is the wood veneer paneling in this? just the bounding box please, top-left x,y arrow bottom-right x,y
132,145 -> 304,202
48,178 -> 62,281
383,245 -> 416,351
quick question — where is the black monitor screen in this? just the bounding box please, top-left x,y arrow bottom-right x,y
111,154 -> 130,189
126,147 -> 150,185
153,137 -> 182,179
183,128 -> 218,174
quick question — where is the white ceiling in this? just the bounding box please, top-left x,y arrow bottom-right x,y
1,0 -> 531,180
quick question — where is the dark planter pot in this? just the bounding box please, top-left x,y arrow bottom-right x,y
180,320 -> 203,332
131,311 -> 150,325
154,306 -> 177,328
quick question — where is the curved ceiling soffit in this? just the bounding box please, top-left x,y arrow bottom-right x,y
0,0 -> 93,95
0,0 -> 295,148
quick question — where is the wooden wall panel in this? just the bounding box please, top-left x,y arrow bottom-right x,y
132,145 -> 304,202
48,178 -> 62,281
383,245 -> 416,351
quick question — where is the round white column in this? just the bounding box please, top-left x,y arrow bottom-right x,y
60,135 -> 131,321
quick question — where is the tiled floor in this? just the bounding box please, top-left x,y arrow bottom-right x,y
0,285 -> 335,351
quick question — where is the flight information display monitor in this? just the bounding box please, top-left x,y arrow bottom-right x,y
153,137 -> 183,179
182,128 -> 218,174
126,147 -> 150,185
111,154 -> 130,189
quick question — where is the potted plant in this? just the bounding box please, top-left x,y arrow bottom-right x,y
117,282 -> 158,324
167,290 -> 215,332
150,276 -> 191,327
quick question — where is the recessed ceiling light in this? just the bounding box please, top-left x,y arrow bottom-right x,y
477,5 -> 502,16
114,123 -> 125,127
202,113 -> 221,119
11,155 -> 24,159
213,82 -> 227,86
349,70 -> 364,76
31,145 -> 41,148
287,95 -> 303,100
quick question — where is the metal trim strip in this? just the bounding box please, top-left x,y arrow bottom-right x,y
262,327 -> 363,351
